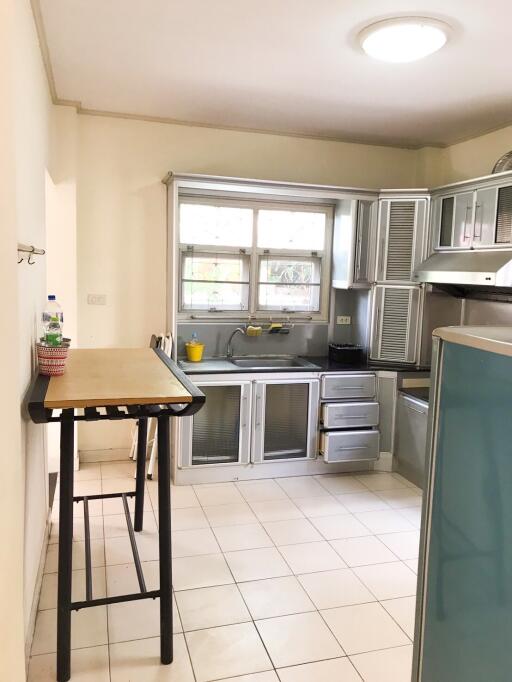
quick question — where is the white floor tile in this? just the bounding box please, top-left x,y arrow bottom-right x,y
109,634 -> 194,682
102,511 -> 157,538
176,584 -> 250,631
203,502 -> 258,527
224,547 -> 291,582
292,496 -> 347,518
106,561 -> 159,596
321,602 -> 410,655
249,499 -> 304,522
353,561 -> 417,600
172,506 -> 209,530
399,506 -> 422,529
28,645 -> 109,682
49,516 -> 104,544
238,576 -> 315,619
298,568 -> 375,610
277,657 -> 361,682
276,476 -> 330,498
311,514 -> 372,540
236,480 -> 288,502
74,463 -> 102,481
31,606 -> 108,655
170,484 -> 201,509
105,533 -> 159,565
74,480 -> 103,497
101,477 -> 136,494
330,535 -> 398,567
173,554 -> 234,591
194,482 -> 245,506
382,596 -> 417,638
108,595 -> 181,642
377,489 -> 422,509
356,473 -> 409,492
220,674 -> 279,682
337,491 -> 390,513
377,531 -> 420,560
278,541 -> 346,574
350,644 -> 413,682
404,557 -> 418,574
355,509 -> 415,535
44,539 -> 105,573
315,474 -> 367,494
256,612 -> 343,668
186,622 -> 272,682
213,523 -> 273,552
172,528 -> 220,557
38,567 -> 106,610
392,473 -> 419,488
100,461 -> 136,479
262,518 -> 322,546
101,490 -> 152,515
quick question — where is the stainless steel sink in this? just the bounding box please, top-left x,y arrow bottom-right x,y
231,356 -> 320,370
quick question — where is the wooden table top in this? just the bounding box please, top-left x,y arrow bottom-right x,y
44,348 -> 192,409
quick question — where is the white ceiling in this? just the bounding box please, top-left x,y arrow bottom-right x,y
39,0 -> 512,147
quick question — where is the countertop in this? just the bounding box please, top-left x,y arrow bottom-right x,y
179,355 -> 431,375
399,386 -> 430,404
434,325 -> 512,357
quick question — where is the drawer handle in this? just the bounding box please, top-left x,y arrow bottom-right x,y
334,414 -> 370,420
334,445 -> 369,452
331,386 -> 366,390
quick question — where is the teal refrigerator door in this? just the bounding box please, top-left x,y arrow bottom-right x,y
421,342 -> 512,681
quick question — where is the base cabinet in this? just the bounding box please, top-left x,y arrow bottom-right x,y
180,376 -> 319,468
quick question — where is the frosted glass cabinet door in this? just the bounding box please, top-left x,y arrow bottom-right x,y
417,342 -> 512,682
252,379 -> 319,462
180,381 -> 251,467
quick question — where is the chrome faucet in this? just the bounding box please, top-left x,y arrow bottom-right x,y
226,327 -> 246,359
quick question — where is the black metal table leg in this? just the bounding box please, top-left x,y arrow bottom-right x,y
57,410 -> 75,682
157,415 -> 173,664
134,417 -> 148,532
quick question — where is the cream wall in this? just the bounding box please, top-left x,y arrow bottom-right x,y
1,0 -> 53,675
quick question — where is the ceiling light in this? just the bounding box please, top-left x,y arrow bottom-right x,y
360,17 -> 449,63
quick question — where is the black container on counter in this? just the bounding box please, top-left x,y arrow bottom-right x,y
328,343 -> 364,366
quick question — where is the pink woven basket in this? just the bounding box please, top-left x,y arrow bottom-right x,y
36,343 -> 69,376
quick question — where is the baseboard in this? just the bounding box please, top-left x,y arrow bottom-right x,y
373,451 -> 393,472
25,514 -> 50,666
79,447 -> 130,463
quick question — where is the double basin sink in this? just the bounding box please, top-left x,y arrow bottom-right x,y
179,355 -> 321,372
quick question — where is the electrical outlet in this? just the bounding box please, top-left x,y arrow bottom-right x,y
87,294 -> 107,306
337,315 -> 351,325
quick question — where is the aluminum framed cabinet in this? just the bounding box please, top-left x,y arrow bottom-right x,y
180,380 -> 252,467
353,199 -> 377,287
376,197 -> 429,283
251,378 -> 319,463
370,284 -> 422,364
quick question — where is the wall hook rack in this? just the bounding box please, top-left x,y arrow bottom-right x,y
18,243 -> 45,265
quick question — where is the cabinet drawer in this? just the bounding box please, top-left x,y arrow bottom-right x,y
320,430 -> 380,463
321,401 -> 379,429
321,374 -> 376,399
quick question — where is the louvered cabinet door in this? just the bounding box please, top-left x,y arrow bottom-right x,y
376,198 -> 428,282
370,285 -> 422,364
473,184 -> 512,248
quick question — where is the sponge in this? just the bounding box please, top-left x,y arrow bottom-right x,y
246,325 -> 262,337
268,323 -> 283,334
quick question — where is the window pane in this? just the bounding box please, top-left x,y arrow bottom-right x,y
258,284 -> 320,311
180,203 -> 253,247
259,257 -> 320,285
183,254 -> 249,283
182,282 -> 249,311
257,209 -> 326,250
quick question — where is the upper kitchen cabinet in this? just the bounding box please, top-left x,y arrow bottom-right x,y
431,178 -> 512,251
332,197 -> 378,289
375,195 -> 429,283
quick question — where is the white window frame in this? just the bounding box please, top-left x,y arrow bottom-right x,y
177,195 -> 333,321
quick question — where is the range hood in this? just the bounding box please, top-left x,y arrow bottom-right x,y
413,251 -> 512,287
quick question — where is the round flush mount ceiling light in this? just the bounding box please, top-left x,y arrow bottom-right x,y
359,17 -> 449,63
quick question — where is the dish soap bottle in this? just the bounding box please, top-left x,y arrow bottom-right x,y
42,295 -> 64,346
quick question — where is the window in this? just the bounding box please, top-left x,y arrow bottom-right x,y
178,197 -> 332,318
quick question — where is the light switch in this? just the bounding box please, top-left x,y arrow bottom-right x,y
87,294 -> 107,305
337,315 -> 351,325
